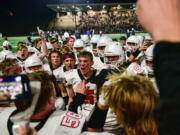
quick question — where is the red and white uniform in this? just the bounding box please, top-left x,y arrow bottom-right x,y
64,68 -> 108,118
0,108 -> 85,135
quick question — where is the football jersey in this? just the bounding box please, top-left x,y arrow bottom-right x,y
125,62 -> 159,93
43,63 -> 62,75
92,56 -> 106,70
53,65 -> 78,82
0,108 -> 85,135
0,107 -> 16,135
81,131 -> 115,135
53,66 -> 65,81
16,56 -> 27,74
64,68 -> 109,118
124,62 -> 144,76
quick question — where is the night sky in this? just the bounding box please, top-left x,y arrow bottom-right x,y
0,0 -> 136,36
0,0 -> 55,36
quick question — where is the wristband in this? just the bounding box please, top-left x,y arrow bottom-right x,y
132,49 -> 141,57
87,103 -> 108,129
68,93 -> 86,113
63,96 -> 69,106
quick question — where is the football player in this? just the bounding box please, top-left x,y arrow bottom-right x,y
64,51 -> 110,118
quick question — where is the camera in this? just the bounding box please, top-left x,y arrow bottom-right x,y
0,74 -> 30,102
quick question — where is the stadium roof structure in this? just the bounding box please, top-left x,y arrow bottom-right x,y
46,0 -> 136,12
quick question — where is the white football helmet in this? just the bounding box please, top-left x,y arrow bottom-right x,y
27,46 -> 36,54
126,36 -> 139,52
90,35 -> 100,44
144,44 -> 155,75
0,50 -> 16,62
104,42 -> 124,67
81,35 -> 89,44
145,34 -> 153,41
25,55 -> 43,73
2,41 -> 12,51
73,39 -> 84,53
97,36 -> 112,57
136,35 -> 144,46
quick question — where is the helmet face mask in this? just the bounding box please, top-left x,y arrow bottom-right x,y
104,42 -> 124,68
28,65 -> 43,73
25,56 -> 43,73
126,43 -> 138,53
74,47 -> 84,53
126,36 -> 139,53
144,44 -> 155,75
81,35 -> 89,45
97,36 -> 112,57
97,46 -> 106,57
104,55 -> 123,67
73,39 -> 84,53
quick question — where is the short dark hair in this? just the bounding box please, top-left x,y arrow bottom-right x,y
78,51 -> 93,61
120,36 -> 127,41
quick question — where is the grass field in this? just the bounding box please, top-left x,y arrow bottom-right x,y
0,33 -> 145,53
0,36 -> 39,53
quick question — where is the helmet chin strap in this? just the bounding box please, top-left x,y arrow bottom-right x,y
10,81 -> 41,135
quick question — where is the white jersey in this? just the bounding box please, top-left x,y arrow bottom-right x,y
64,69 -> 109,118
43,63 -> 62,75
81,131 -> 115,135
32,53 -> 48,64
124,62 -> 144,76
0,50 -> 15,62
0,107 -> 16,135
53,66 -> 65,81
126,62 -> 159,93
53,65 -> 78,82
16,56 -> 27,74
0,107 -> 85,135
92,56 -> 105,70
43,63 -> 51,73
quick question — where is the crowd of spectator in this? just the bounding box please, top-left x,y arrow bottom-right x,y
77,10 -> 143,34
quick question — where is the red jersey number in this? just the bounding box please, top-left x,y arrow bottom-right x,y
84,90 -> 95,104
